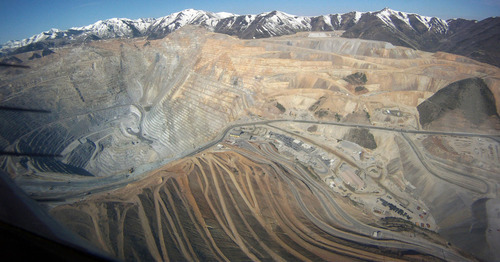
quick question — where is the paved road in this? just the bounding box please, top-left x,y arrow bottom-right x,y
192,118 -> 499,154
29,118 -> 499,203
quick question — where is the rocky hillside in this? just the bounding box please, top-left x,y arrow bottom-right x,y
2,8 -> 500,67
417,78 -> 500,131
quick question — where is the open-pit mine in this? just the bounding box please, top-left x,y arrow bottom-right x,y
1,26 -> 499,261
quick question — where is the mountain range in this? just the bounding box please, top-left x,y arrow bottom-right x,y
1,8 -> 499,67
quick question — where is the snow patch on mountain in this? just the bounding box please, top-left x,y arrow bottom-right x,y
353,11 -> 363,23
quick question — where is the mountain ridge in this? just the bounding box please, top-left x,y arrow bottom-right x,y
2,8 -> 499,67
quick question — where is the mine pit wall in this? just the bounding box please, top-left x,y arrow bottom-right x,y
1,27 -> 498,195
141,72 -> 247,158
254,37 -> 421,59
395,135 -> 497,261
135,31 -> 254,162
0,29 -> 252,179
0,28 -> 497,190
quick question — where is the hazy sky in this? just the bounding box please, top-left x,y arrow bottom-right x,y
1,0 -> 499,44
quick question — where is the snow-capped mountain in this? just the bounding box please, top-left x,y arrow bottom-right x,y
0,8 -> 451,51
2,8 -> 499,67
0,9 -> 233,53
70,17 -> 155,38
342,8 -> 452,50
146,9 -> 236,39
213,11 -> 312,39
1,29 -> 65,51
375,8 -> 449,34
1,18 -> 154,51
